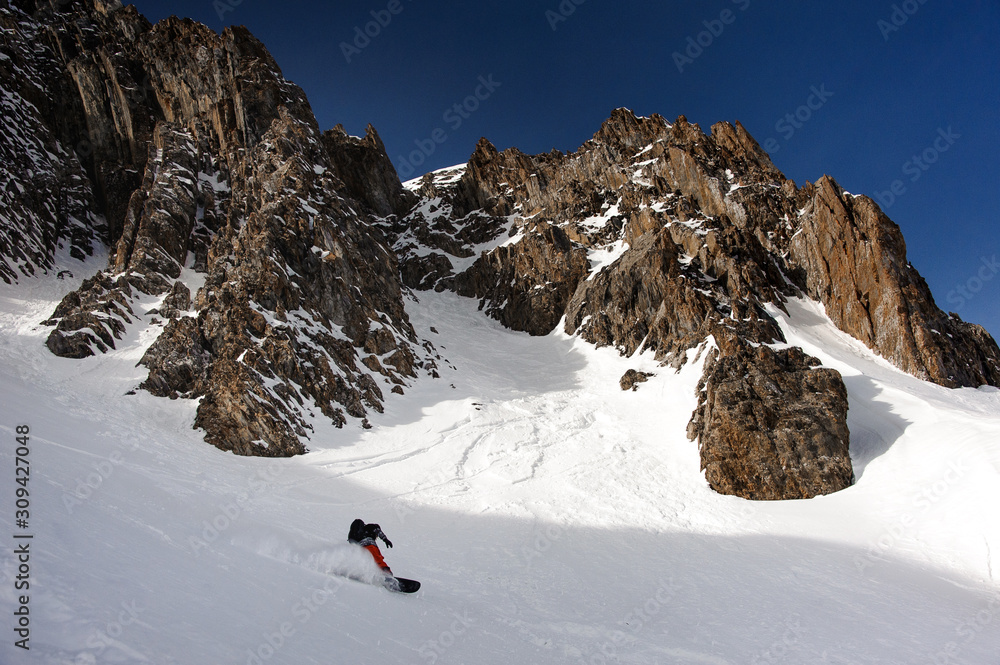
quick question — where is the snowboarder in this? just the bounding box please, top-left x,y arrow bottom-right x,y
348,518 -> 394,575
347,519 -> 420,593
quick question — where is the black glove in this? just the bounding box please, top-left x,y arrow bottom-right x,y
367,523 -> 393,548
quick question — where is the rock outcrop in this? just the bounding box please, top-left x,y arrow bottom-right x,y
323,124 -> 415,219
790,177 -> 1000,388
394,109 -> 1000,396
3,2 -> 997,497
392,109 -> 999,498
454,221 -> 589,335
0,0 -> 108,283
688,333 -> 853,500
619,370 -> 653,391
3,0 -> 433,456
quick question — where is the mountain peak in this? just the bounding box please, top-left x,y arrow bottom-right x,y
2,1 -> 997,499
385,106 -> 1000,498
2,0 -> 436,455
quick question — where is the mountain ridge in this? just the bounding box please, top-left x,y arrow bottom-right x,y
1,0 -> 997,499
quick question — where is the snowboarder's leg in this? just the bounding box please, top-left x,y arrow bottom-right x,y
364,544 -> 393,575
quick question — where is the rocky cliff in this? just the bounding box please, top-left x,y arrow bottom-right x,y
2,0 -> 435,456
688,331 -> 853,500
3,1 -> 997,497
393,110 -> 1000,499
396,110 -> 999,388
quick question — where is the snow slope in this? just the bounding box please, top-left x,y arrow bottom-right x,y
1,257 -> 999,664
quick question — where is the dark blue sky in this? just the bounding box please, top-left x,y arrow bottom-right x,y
133,0 -> 1000,338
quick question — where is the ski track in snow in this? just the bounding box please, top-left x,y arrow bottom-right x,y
1,258 -> 999,664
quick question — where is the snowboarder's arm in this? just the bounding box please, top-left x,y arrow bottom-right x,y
371,523 -> 392,548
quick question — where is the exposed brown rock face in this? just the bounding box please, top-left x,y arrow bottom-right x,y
0,1 -> 108,283
790,177 -> 1000,388
3,2 -> 997,495
391,112 -> 796,363
392,108 -> 998,498
564,229 -> 721,362
44,270 -> 133,358
619,370 -> 653,391
322,124 -> 415,219
688,334 -> 854,500
395,108 -> 999,393
170,103 -> 426,455
4,0 -> 433,456
42,0 -> 157,245
454,221 -> 589,336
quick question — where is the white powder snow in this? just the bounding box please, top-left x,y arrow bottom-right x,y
0,263 -> 997,664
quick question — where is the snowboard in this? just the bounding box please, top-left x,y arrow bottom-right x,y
383,576 -> 420,594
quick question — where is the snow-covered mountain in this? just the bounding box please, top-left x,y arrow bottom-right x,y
387,114 -> 999,501
1,1 -> 999,663
2,264 -> 999,664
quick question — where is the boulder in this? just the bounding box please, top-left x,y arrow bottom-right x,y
620,370 -> 653,391
688,335 -> 853,500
